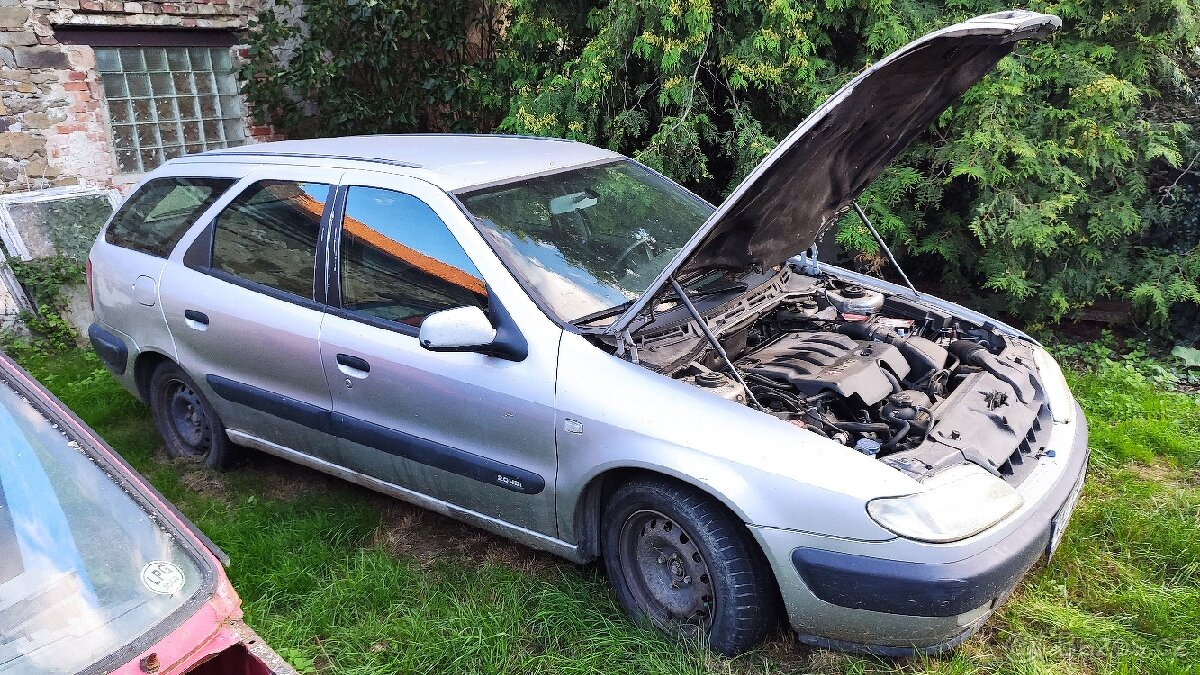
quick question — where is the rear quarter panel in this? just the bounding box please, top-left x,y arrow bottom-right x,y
90,163 -> 254,375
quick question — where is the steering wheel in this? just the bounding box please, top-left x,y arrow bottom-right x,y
615,237 -> 655,272
551,211 -> 592,245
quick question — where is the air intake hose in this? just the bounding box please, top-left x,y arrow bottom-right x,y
837,322 -> 948,381
948,340 -> 1028,403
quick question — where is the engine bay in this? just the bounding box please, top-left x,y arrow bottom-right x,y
624,266 -> 1052,484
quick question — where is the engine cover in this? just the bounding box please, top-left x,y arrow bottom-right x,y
740,332 -> 910,405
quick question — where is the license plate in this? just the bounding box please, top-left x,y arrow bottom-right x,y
1047,466 -> 1087,559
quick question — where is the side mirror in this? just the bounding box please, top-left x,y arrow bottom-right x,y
419,306 -> 497,352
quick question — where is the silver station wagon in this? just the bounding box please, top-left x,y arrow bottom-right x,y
88,11 -> 1087,656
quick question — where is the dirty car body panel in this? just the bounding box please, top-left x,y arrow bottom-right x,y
87,10 -> 1087,655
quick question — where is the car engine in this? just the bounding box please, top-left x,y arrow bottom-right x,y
627,266 -> 1052,485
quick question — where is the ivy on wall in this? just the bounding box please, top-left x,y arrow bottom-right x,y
7,256 -> 84,350
242,0 -> 1200,339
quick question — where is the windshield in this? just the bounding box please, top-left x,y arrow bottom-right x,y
459,160 -> 713,324
0,378 -> 206,674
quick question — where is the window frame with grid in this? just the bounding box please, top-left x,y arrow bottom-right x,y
96,45 -> 246,175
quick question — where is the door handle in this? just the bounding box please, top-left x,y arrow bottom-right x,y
336,353 -> 370,376
184,309 -> 209,330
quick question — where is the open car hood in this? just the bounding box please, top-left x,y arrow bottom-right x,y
607,10 -> 1060,335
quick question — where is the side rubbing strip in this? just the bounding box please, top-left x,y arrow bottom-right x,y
205,375 -> 331,433
203,375 -> 543,494
330,412 -> 545,495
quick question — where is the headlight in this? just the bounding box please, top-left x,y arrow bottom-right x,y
866,464 -> 1024,542
1033,346 -> 1074,424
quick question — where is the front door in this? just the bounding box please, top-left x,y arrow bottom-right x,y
317,171 -> 560,534
160,168 -> 341,463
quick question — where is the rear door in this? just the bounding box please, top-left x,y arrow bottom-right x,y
159,167 -> 342,463
318,170 -> 561,534
91,173 -> 241,363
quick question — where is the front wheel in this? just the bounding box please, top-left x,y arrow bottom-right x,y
149,362 -> 235,470
601,478 -> 778,655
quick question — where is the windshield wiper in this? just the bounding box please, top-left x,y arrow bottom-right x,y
685,280 -> 748,299
572,279 -> 747,327
572,299 -> 636,326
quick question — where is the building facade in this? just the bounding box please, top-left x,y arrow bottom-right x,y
0,0 -> 280,194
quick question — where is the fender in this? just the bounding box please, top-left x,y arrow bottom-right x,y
553,331 -> 917,544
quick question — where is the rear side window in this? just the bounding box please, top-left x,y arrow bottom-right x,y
105,177 -> 235,257
211,180 -> 331,300
338,186 -> 487,328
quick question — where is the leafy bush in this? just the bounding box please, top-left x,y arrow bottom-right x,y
7,255 -> 83,309
243,0 -> 1200,339
5,256 -> 85,351
1050,329 -> 1200,391
499,0 -> 1200,333
241,0 -> 505,137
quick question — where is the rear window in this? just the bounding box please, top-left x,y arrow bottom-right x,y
105,177 -> 235,257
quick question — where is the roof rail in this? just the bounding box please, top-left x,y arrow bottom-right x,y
191,151 -> 422,169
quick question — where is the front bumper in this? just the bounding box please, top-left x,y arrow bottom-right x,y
754,402 -> 1089,655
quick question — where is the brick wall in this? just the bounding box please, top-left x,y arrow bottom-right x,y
234,44 -> 280,143
0,0 -> 266,194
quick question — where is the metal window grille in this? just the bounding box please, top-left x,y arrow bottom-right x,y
96,46 -> 246,174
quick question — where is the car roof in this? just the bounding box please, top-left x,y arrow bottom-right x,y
190,134 -> 624,191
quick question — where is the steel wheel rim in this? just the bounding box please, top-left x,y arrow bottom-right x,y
618,509 -> 715,635
165,379 -> 210,457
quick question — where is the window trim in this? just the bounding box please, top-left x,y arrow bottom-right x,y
320,184 -> 347,308
201,267 -> 327,313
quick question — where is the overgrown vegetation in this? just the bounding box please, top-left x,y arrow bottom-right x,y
0,191 -> 111,349
5,255 -> 84,350
243,0 -> 1200,341
16,342 -> 1200,674
241,0 -> 505,137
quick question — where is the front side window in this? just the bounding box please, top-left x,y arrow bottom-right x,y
339,186 -> 487,328
459,160 -> 713,324
211,181 -> 331,299
96,46 -> 246,174
106,177 -> 235,257
0,377 -> 206,673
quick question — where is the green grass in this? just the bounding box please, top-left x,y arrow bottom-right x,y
16,348 -> 1200,674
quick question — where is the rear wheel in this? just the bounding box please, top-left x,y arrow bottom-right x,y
601,478 -> 778,655
149,362 -> 234,470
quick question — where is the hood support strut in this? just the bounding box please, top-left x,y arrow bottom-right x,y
852,202 -> 920,299
669,277 -> 764,411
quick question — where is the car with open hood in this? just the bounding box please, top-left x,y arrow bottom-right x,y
0,349 -> 291,674
85,10 -> 1087,655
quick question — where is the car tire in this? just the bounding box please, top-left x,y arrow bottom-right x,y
601,477 -> 778,655
149,362 -> 235,470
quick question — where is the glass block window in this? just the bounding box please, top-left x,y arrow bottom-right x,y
96,46 -> 246,174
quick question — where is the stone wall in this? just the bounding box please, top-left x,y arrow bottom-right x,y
0,0 -> 269,195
